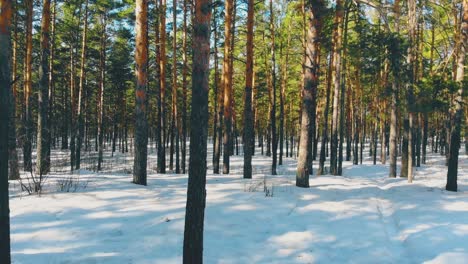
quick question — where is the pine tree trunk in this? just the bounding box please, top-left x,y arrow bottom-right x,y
183,0 -> 211,261
170,0 -> 179,173
243,0 -> 254,179
0,1 -> 13,261
297,0 -> 324,186
37,0 -> 51,177
222,0 -> 233,174
388,0 -> 400,178
97,12 -> 107,171
8,1 -> 19,180
23,0 -> 33,172
318,51 -> 333,175
75,0 -> 89,170
158,0 -> 167,174
269,0 -> 277,175
181,0 -> 188,174
330,0 -> 344,175
406,0 -> 417,183
133,0 -> 149,185
446,0 -> 466,192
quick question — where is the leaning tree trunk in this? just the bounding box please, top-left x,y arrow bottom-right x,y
446,0 -> 467,192
133,0 -> 149,186
183,0 -> 211,261
296,0 -> 324,187
1,1 -> 13,262
37,0 -> 51,177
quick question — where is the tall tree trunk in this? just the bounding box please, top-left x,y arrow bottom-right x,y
330,0 -> 344,175
75,0 -> 89,170
181,0 -> 188,174
270,0 -> 277,175
37,0 -> 51,177
406,0 -> 417,183
0,0 -> 13,261
222,0 -> 233,174
183,0 -> 211,261
134,0 -> 149,185
388,0 -> 400,178
158,0 -> 167,173
297,0 -> 324,187
8,0 -> 19,180
446,0 -> 467,192
46,0 -> 56,172
170,0 -> 179,173
213,6 -> 223,174
243,0 -> 254,179
318,51 -> 333,175
23,0 -> 33,172
291,0 -> 324,188
338,2 -> 350,175
97,11 -> 107,171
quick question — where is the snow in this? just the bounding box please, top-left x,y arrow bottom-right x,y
8,145 -> 468,263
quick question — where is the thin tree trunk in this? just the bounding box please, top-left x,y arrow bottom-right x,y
75,0 -> 89,170
270,0 -> 277,175
388,0 -> 400,178
170,0 -> 179,173
181,0 -> 188,174
222,0 -> 233,174
23,0 -> 33,172
37,0 -> 52,177
406,0 -> 417,183
243,0 -> 254,179
158,0 -> 167,174
318,51 -> 333,175
330,0 -> 344,175
97,12 -> 107,171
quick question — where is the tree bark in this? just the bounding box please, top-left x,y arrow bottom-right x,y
222,0 -> 233,174
8,0 -> 19,180
37,0 -> 51,177
330,0 -> 344,175
158,0 -> 167,174
0,0 -> 13,261
388,0 -> 400,178
183,0 -> 211,261
297,0 -> 324,186
23,0 -> 33,172
97,11 -> 107,171
446,0 -> 467,192
133,0 -> 149,186
75,0 -> 89,170
243,0 -> 254,179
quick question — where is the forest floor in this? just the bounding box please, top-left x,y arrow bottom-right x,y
8,144 -> 468,264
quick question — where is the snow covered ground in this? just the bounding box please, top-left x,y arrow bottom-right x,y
9,145 -> 468,264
